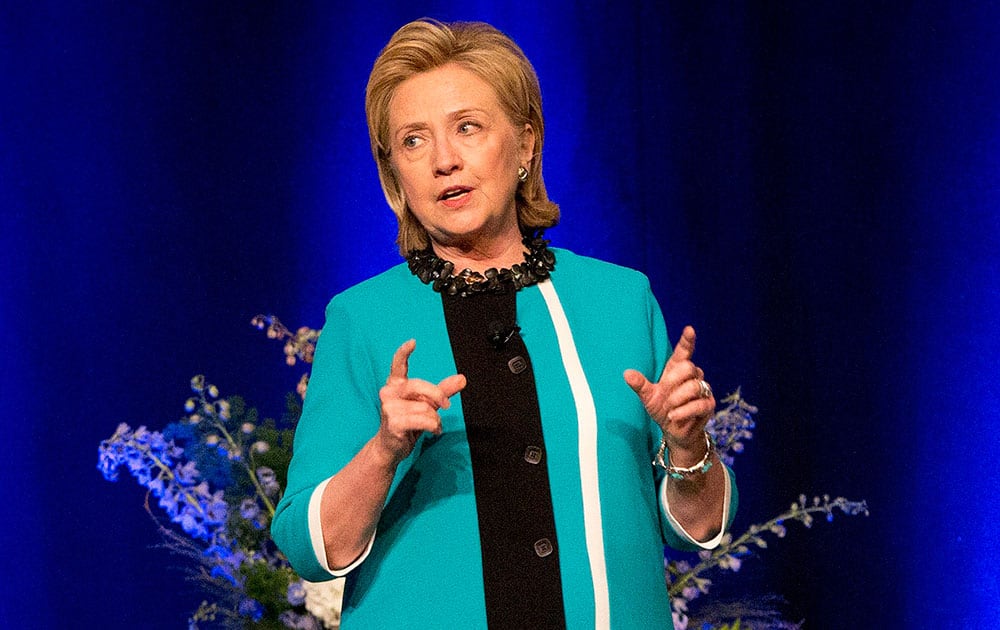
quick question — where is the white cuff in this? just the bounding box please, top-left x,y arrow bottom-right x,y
308,476 -> 376,577
660,463 -> 733,550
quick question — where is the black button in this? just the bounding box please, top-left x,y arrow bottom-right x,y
534,538 -> 553,557
508,356 -> 527,374
524,445 -> 543,465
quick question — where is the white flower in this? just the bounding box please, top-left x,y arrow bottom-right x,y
303,578 -> 345,629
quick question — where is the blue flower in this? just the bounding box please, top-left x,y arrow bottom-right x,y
240,498 -> 261,521
177,506 -> 208,539
279,611 -> 322,629
238,598 -> 264,621
158,488 -> 178,513
133,426 -> 151,446
147,477 -> 165,495
210,564 -> 241,587
205,491 -> 228,524
286,580 -> 306,606
256,467 -> 281,497
97,440 -> 124,481
174,461 -> 200,486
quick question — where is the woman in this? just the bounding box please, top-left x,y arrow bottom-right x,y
272,19 -> 736,629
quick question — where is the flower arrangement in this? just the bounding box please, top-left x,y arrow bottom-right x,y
97,316 -> 338,629
667,392 -> 869,629
98,315 -> 867,629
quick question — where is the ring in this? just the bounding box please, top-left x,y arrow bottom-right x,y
697,379 -> 712,399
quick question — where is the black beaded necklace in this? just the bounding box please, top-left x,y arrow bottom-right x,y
406,232 -> 556,297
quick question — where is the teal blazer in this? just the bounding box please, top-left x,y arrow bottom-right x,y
272,249 -> 738,629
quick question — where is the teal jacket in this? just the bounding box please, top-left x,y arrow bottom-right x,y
272,249 -> 737,629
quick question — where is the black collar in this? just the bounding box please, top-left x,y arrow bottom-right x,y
405,232 -> 556,297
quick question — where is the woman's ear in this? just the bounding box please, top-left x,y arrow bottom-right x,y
519,123 -> 536,164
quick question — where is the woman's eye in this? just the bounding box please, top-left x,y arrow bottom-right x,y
458,121 -> 481,134
402,136 -> 421,149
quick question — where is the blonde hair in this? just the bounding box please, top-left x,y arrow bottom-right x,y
365,19 -> 560,254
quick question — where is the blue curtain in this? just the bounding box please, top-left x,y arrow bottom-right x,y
3,2 -> 998,627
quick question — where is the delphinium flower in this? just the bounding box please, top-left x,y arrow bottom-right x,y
706,389 -> 757,467
188,601 -> 220,629
296,373 -> 310,400
98,423 -> 227,541
203,535 -> 252,588
257,467 -> 281,498
278,611 -> 323,630
238,598 -> 265,622
100,374 -> 316,628
286,581 -> 307,607
661,388 -> 869,629
178,376 -> 279,521
252,314 -> 318,399
667,495 -> 869,628
251,315 -> 319,367
240,498 -> 263,529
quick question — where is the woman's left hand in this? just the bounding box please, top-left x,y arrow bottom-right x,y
624,325 -> 715,465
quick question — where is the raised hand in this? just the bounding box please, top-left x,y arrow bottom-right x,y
377,339 -> 467,463
623,326 -> 715,460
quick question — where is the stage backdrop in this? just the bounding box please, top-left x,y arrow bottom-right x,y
2,2 -> 998,628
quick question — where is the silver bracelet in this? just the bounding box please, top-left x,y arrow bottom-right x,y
654,430 -> 714,480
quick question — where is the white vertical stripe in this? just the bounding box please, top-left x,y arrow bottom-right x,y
537,279 -> 609,630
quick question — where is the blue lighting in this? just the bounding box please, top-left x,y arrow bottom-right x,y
2,2 -> 998,627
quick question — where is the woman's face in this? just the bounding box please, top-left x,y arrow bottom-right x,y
387,63 -> 534,251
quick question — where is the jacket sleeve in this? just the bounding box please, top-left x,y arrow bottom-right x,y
271,294 -> 384,581
641,284 -> 739,551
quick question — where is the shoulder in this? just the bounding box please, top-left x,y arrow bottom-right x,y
549,248 -> 653,295
320,261 -> 443,335
328,262 -> 415,309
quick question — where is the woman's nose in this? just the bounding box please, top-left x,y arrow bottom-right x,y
433,137 -> 462,176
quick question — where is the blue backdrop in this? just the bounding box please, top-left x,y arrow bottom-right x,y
2,2 -> 998,627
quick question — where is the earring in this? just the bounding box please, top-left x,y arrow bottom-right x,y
517,166 -> 528,182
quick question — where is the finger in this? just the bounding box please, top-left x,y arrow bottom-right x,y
394,374 -> 466,410
437,374 -> 467,405
665,397 -> 715,426
394,378 -> 455,409
658,359 -> 702,391
623,368 -> 652,397
665,378 -> 712,410
382,404 -> 443,436
388,339 -> 417,382
382,397 -> 439,420
667,326 -> 697,364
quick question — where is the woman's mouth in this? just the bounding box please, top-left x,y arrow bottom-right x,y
438,186 -> 472,200
438,186 -> 473,206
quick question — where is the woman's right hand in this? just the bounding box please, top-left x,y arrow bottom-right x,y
377,339 -> 466,463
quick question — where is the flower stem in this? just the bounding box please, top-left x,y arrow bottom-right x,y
209,411 -> 277,517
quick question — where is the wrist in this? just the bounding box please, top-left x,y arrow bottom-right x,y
664,438 -> 704,466
370,433 -> 409,469
654,431 -> 714,480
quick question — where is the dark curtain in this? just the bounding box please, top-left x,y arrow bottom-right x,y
3,2 -> 998,627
